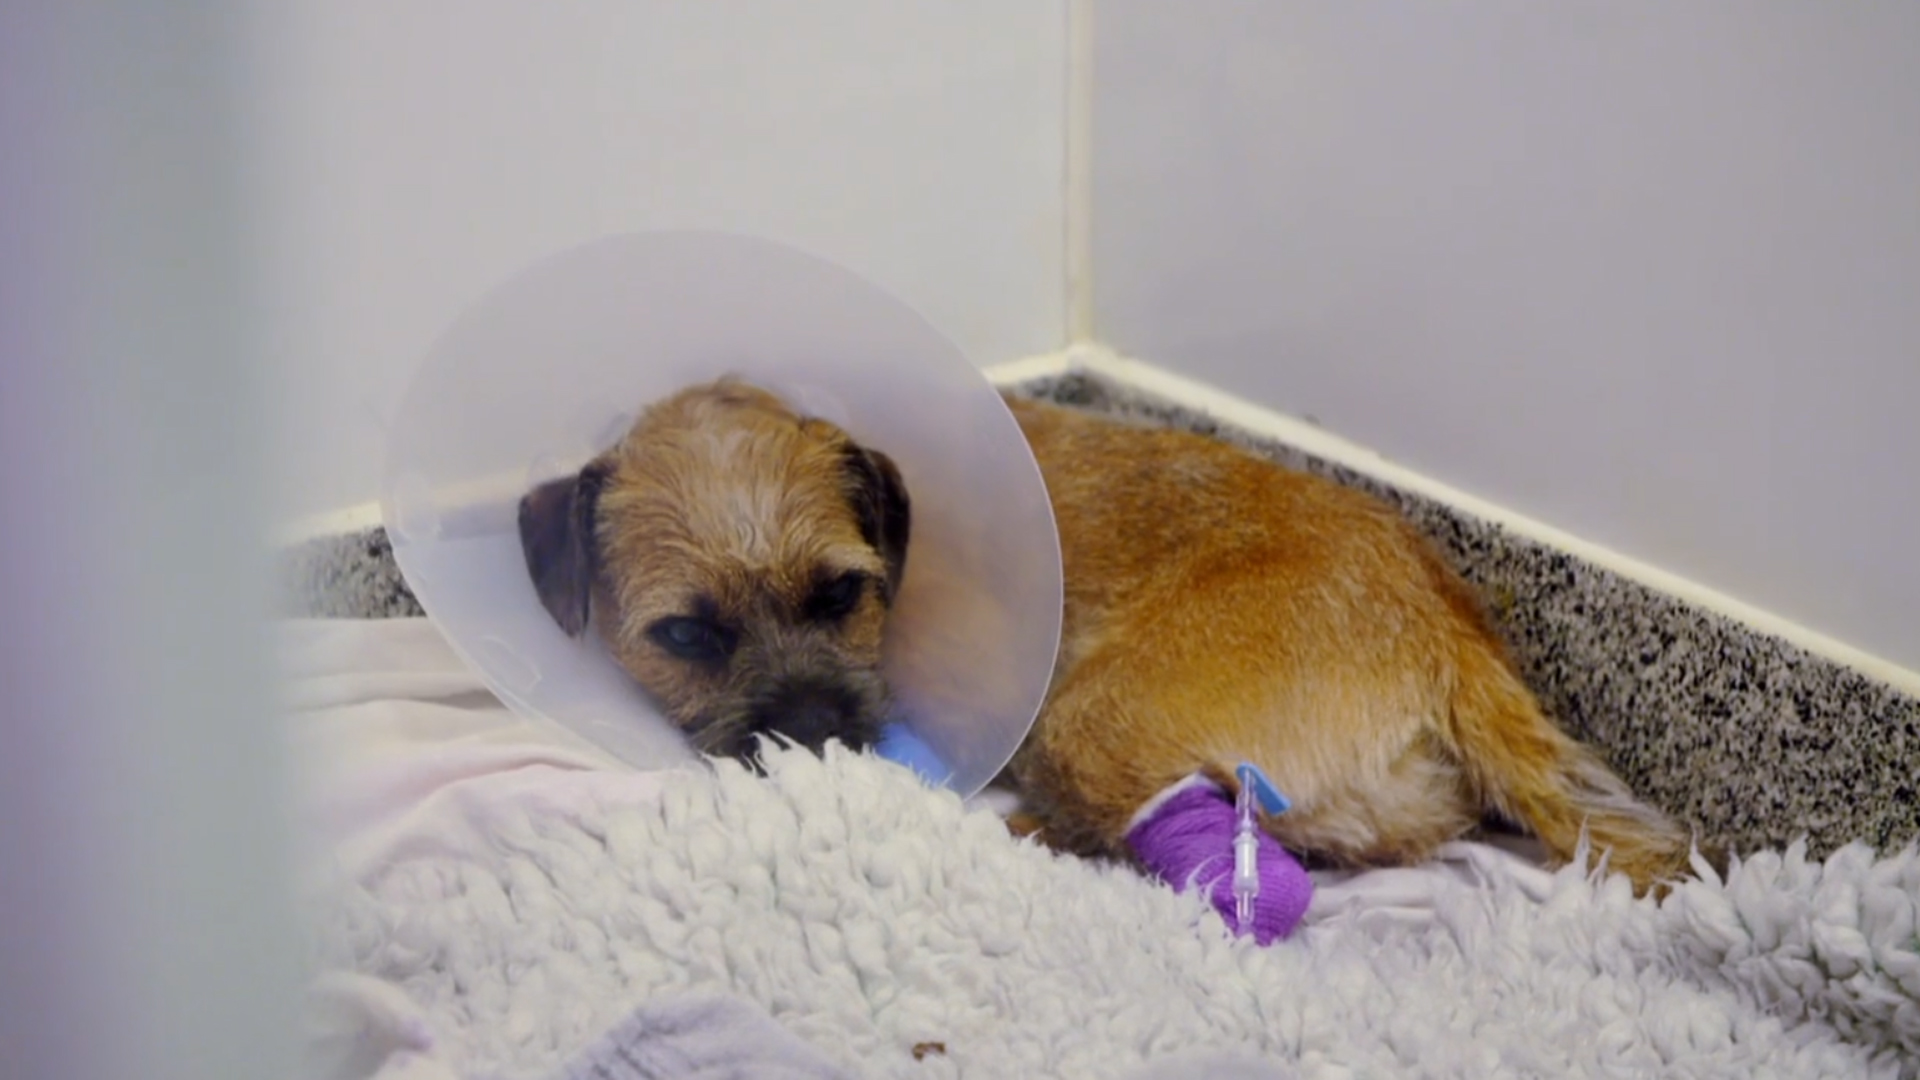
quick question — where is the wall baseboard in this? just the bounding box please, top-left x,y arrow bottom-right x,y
272,500 -> 386,549
1063,344 -> 1920,697
267,351 -> 1085,549
276,340 -> 1918,696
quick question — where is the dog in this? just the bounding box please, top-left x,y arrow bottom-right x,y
518,376 -> 1699,895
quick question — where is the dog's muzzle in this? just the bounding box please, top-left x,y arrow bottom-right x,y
747,677 -> 874,751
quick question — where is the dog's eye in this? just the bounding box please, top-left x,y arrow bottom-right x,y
802,571 -> 868,623
646,616 -> 735,662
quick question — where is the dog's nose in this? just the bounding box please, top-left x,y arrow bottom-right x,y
752,684 -> 859,748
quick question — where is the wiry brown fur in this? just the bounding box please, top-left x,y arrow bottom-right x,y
998,396 -> 1697,894
517,378 -> 911,760
521,377 -> 1700,897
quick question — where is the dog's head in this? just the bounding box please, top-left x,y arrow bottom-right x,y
516,377 -> 910,761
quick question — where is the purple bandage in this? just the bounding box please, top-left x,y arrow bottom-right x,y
1124,779 -> 1312,945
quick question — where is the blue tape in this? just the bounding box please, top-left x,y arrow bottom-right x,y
875,723 -> 954,787
1236,762 -> 1291,816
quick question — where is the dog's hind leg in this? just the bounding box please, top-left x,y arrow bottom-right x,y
1003,640 -> 1477,872
1003,650 -> 1236,859
1442,634 -> 1696,894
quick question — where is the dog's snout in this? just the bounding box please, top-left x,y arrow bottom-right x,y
751,682 -> 864,748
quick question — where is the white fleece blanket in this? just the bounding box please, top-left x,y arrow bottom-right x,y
285,618 -> 1920,1080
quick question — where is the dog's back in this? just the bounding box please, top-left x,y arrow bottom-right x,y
1001,395 -> 1696,893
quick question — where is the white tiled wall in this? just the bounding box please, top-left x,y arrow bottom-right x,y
254,2 -> 1920,672
1090,2 -> 1920,672
251,2 -> 1068,523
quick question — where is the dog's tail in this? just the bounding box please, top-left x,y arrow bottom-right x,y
1445,634 -> 1699,894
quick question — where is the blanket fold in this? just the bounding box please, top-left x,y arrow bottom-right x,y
552,993 -> 856,1080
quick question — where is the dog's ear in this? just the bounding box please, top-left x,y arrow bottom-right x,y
843,445 -> 911,603
517,461 -> 610,637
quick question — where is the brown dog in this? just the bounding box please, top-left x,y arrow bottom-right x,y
517,377 -> 909,760
518,376 -> 1696,894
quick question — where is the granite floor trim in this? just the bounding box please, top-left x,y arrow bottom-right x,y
277,369 -> 1920,862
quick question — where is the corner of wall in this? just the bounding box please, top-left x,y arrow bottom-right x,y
1063,0 -> 1096,346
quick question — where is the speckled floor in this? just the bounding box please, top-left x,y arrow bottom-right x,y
277,369 -> 1920,862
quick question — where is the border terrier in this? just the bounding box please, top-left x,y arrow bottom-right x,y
518,377 -> 1697,894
